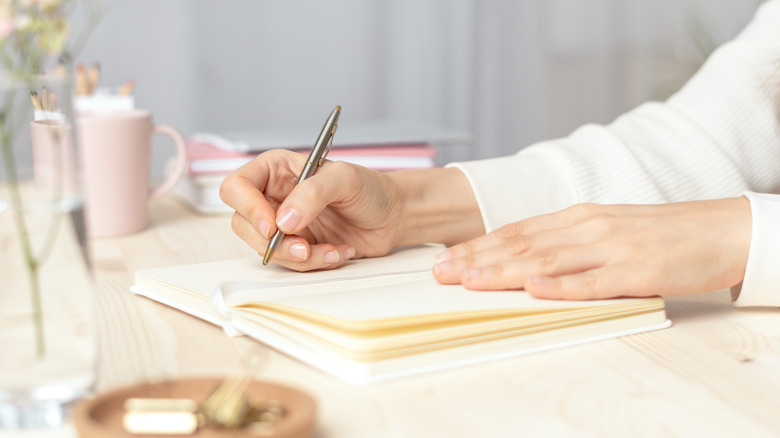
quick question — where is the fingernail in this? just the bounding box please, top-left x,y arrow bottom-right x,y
435,250 -> 453,263
433,260 -> 452,276
277,208 -> 302,232
344,247 -> 356,260
324,250 -> 340,264
258,219 -> 271,238
289,243 -> 307,260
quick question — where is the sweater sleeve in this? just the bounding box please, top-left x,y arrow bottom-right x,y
452,0 -> 780,230
446,148 -> 576,232
733,192 -> 780,307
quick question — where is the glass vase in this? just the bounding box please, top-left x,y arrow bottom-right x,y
0,72 -> 98,430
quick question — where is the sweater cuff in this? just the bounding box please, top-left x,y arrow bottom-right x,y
732,191 -> 780,307
446,147 -> 577,232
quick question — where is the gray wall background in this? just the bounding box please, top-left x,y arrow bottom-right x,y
72,0 -> 763,179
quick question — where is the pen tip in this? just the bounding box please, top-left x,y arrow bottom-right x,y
262,247 -> 275,266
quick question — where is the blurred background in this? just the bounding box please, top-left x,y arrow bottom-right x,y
74,0 -> 764,178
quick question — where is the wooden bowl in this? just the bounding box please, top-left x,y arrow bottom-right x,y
72,377 -> 316,437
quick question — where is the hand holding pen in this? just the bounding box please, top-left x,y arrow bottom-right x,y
219,105 -> 415,271
262,105 -> 342,265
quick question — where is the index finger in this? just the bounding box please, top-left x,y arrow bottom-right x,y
219,150 -> 301,239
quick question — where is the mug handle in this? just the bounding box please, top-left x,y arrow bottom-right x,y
149,124 -> 187,200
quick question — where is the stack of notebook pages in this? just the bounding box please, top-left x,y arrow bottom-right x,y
132,245 -> 670,384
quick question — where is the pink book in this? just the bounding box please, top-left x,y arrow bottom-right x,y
186,140 -> 437,175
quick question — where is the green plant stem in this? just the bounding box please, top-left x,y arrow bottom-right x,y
0,88 -> 46,359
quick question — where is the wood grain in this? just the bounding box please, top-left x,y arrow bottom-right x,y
86,196 -> 780,438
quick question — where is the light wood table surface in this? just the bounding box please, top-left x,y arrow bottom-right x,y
45,196 -> 780,437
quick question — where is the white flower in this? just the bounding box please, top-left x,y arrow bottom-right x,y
13,13 -> 30,30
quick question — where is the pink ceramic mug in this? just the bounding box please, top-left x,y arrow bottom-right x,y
77,109 -> 186,237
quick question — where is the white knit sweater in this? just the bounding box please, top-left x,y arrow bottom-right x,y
451,0 -> 780,307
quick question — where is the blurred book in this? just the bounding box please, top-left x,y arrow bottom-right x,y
172,144 -> 437,214
171,119 -> 463,214
187,140 -> 438,175
169,169 -> 229,215
190,119 -> 469,153
185,141 -> 256,176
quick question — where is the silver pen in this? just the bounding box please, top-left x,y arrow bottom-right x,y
262,105 -> 341,265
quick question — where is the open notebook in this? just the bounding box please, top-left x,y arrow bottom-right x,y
131,245 -> 670,384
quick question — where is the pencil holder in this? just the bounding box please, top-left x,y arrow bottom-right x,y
74,92 -> 134,112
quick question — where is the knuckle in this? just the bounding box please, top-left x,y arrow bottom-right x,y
505,234 -> 532,256
460,252 -> 478,268
567,203 -> 606,220
243,201 -> 264,225
536,251 -> 561,273
455,240 -> 478,257
266,148 -> 295,163
568,203 -> 595,215
325,159 -> 353,175
582,213 -> 618,234
493,224 -> 533,255
325,161 -> 361,189
295,179 -> 326,204
495,222 -> 525,240
575,272 -> 601,298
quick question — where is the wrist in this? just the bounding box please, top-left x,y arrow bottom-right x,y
388,167 -> 484,247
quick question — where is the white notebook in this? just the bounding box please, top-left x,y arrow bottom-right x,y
131,245 -> 670,384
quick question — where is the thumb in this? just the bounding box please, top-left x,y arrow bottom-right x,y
274,160 -> 356,234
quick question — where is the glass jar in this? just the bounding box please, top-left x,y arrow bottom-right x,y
0,71 -> 98,430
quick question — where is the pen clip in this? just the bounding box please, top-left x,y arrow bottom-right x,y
318,123 -> 337,167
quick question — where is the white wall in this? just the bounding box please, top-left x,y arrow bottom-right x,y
74,0 -> 763,178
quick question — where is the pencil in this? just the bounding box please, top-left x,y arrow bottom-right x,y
30,91 -> 43,110
75,64 -> 89,95
48,90 -> 57,112
40,86 -> 48,110
87,62 -> 100,94
117,78 -> 135,96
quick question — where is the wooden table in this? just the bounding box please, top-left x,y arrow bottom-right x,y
35,196 -> 780,437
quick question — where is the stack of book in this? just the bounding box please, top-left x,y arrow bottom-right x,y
172,120 -> 468,214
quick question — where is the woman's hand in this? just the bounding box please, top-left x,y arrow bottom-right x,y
433,197 -> 752,299
220,149 -> 403,271
220,149 -> 484,271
